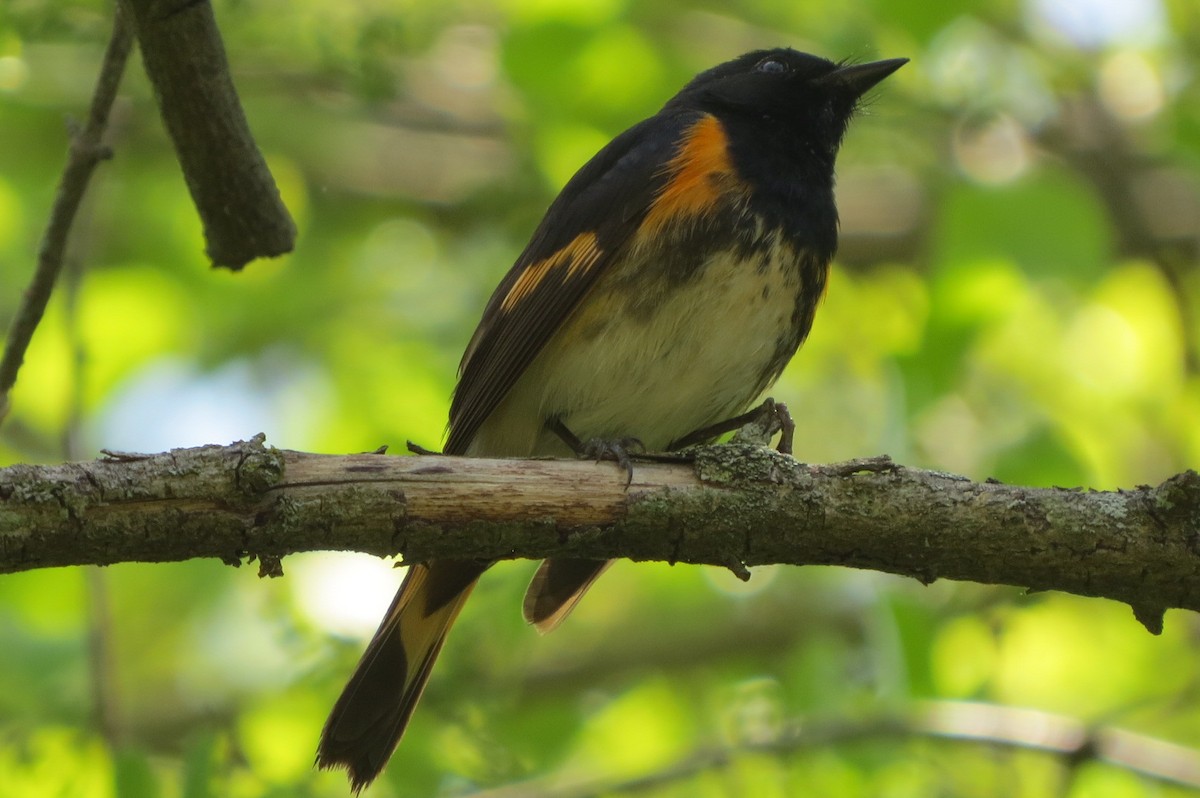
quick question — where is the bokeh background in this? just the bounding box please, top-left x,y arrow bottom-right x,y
3,0 -> 1200,795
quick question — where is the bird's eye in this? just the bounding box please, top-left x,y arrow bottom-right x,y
755,58 -> 789,74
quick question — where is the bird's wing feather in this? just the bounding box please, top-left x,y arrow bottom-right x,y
445,111 -> 702,455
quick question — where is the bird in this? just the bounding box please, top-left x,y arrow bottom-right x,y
316,47 -> 906,791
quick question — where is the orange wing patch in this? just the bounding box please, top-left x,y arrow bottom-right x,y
500,232 -> 603,313
641,114 -> 746,237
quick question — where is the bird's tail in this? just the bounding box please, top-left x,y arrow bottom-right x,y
317,560 -> 487,792
523,558 -> 613,633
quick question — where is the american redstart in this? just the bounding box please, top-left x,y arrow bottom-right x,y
318,47 -> 905,791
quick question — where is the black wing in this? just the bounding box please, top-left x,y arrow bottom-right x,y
444,112 -> 696,455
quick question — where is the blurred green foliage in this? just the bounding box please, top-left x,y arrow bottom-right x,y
3,0 -> 1200,795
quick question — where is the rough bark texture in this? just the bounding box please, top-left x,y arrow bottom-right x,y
1,436 -> 1198,632
119,0 -> 295,268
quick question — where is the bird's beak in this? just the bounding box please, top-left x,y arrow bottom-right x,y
819,58 -> 908,99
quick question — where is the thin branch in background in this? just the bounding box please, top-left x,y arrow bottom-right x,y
85,568 -> 121,747
919,702 -> 1200,791
463,701 -> 1200,798
61,253 -> 89,463
0,7 -> 133,428
58,193 -> 124,750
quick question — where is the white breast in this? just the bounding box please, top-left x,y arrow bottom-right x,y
467,236 -> 814,457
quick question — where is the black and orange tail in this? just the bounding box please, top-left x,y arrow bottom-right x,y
523,558 -> 613,633
317,560 -> 487,792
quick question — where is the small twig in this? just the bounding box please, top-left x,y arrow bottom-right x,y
256,553 -> 284,578
85,568 -> 123,748
0,7 -> 134,427
57,174 -> 125,751
722,555 -> 751,582
99,447 -> 153,462
813,454 -> 899,477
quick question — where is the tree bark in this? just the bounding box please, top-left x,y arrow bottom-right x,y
1,435 -> 1197,634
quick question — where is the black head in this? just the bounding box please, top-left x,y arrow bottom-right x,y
667,48 -> 907,166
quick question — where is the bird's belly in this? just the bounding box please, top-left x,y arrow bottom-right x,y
467,242 -> 818,457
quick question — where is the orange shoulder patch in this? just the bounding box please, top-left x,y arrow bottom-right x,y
641,114 -> 745,237
500,232 -> 603,313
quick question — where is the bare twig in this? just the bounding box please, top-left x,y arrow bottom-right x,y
59,214 -> 124,751
118,0 -> 296,269
0,8 -> 133,427
85,568 -> 122,746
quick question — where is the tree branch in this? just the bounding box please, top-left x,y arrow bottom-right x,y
0,8 -> 133,425
1,436 -> 1198,632
118,0 -> 296,269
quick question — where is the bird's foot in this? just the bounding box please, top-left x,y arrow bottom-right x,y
546,417 -> 645,486
668,397 -> 795,454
